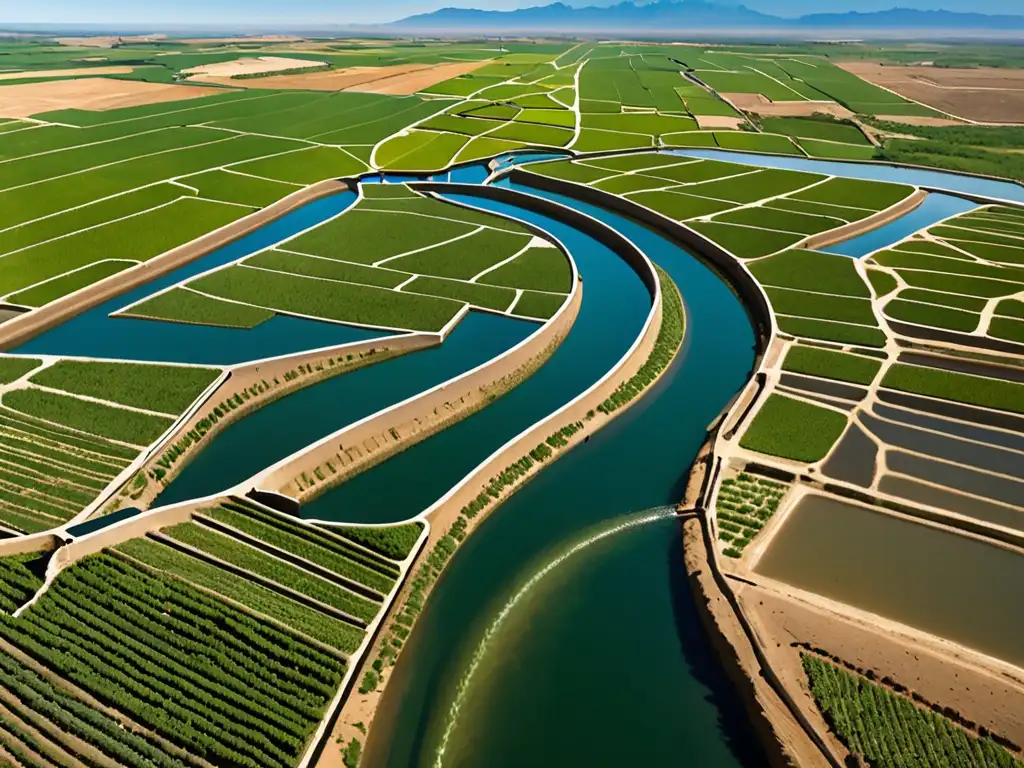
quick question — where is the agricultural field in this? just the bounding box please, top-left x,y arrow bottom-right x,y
0,497 -> 421,768
0,356 -> 220,533
130,184 -> 573,331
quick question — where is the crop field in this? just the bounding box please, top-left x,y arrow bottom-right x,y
715,473 -> 787,558
0,357 -> 224,532
740,394 -> 849,462
781,346 -> 882,385
802,654 -> 1020,768
866,206 -> 1024,342
139,185 -> 571,330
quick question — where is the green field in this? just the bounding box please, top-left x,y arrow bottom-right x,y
122,287 -> 276,329
882,364 -> 1024,414
781,346 -> 882,385
3,388 -> 173,444
740,394 -> 849,462
512,291 -> 567,319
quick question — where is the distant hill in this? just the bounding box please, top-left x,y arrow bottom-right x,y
386,0 -> 1024,33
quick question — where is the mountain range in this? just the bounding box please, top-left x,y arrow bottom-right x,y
387,0 -> 1024,33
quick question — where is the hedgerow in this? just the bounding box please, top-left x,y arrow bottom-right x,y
598,266 -> 685,415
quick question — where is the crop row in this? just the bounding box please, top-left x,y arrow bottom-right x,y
716,475 -> 786,558
0,644 -> 190,768
0,408 -> 138,461
802,654 -> 1019,768
116,537 -> 364,654
30,360 -> 220,415
598,266 -> 685,415
329,521 -> 424,561
224,499 -> 401,577
202,503 -> 397,593
2,388 -> 172,446
0,553 -> 345,768
0,553 -> 45,613
163,522 -> 381,622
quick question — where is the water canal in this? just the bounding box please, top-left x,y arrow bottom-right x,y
16,150 -> 1024,767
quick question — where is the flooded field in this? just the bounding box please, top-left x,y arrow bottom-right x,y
756,494 -> 1024,667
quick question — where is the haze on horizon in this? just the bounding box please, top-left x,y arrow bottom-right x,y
1,0 -> 1020,27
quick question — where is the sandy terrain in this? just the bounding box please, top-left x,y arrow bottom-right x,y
0,78 -> 221,119
0,66 -> 135,82
182,55 -> 327,80
724,92 -> 855,119
52,35 -> 164,48
202,59 -> 492,95
745,587 -> 1024,749
839,62 -> 1024,123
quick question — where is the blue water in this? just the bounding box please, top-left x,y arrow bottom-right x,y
823,192 -> 978,258
159,312 -> 535,506
300,188 -> 651,523
668,149 -> 1024,203
13,191 -> 384,365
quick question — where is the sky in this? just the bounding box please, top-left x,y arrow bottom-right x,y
0,0 -> 1019,26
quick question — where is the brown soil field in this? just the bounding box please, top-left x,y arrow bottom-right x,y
745,588 -> 1024,750
183,55 -> 326,79
724,92 -> 854,119
199,60 -> 492,95
349,60 -> 492,95
0,78 -> 222,119
0,66 -> 134,82
695,115 -> 745,130
839,62 -> 1024,123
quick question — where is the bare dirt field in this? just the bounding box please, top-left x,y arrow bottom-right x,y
349,60 -> 492,95
839,62 -> 1024,123
0,66 -> 135,82
695,114 -> 746,130
744,587 -> 1024,749
0,78 -> 222,119
724,92 -> 855,119
200,59 -> 492,95
183,55 -> 327,80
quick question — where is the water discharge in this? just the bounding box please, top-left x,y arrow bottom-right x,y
432,507 -> 677,768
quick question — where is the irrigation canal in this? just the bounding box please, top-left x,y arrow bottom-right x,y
17,151 -> 1024,767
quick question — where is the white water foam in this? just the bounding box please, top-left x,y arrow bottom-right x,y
432,506 -> 677,767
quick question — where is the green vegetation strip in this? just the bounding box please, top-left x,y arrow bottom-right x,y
30,360 -> 219,413
778,316 -> 887,348
740,394 -> 848,463
884,299 -> 980,333
0,357 -> 41,385
802,654 -> 1021,768
3,389 -> 171,445
162,523 -> 381,623
716,474 -> 787,559
204,504 -> 396,594
765,287 -> 877,326
598,266 -> 684,415
782,346 -> 882,386
882,364 -> 1024,415
117,537 -> 364,654
751,249 -> 871,297
0,553 -> 46,613
124,288 -> 275,329
190,266 -> 462,332
328,522 -> 423,561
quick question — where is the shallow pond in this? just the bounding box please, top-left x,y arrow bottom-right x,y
755,494 -> 1024,668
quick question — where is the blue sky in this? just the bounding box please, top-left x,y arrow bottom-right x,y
0,0 -> 1018,25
